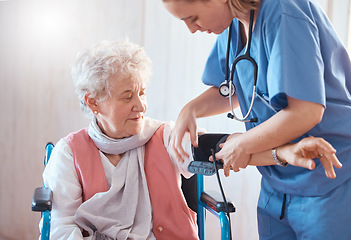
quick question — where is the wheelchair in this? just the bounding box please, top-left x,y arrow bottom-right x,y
32,135 -> 236,240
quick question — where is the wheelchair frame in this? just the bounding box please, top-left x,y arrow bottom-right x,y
32,143 -> 54,240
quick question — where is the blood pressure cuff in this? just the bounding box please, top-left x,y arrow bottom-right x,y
188,133 -> 229,176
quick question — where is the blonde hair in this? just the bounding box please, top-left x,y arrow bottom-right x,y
228,0 -> 259,12
162,0 -> 259,14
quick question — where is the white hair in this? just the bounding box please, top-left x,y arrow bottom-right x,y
71,40 -> 152,114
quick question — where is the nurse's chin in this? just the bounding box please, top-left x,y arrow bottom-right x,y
213,28 -> 226,35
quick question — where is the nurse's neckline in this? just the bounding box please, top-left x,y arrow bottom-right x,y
236,7 -> 260,51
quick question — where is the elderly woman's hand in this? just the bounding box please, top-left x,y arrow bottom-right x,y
277,136 -> 342,179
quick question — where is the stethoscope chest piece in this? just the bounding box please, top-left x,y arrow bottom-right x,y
219,80 -> 235,97
219,9 -> 258,123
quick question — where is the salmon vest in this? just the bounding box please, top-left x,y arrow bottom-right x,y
65,125 -> 198,240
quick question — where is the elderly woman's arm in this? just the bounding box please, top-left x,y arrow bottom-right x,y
42,139 -> 86,240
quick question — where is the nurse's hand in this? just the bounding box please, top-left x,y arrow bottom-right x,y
214,133 -> 251,176
277,136 -> 342,179
171,104 -> 198,162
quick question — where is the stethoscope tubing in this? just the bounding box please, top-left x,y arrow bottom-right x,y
226,9 -> 258,123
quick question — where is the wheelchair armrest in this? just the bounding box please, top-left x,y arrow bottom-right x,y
32,187 -> 53,212
200,190 -> 235,213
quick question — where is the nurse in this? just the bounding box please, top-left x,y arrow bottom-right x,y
162,0 -> 351,239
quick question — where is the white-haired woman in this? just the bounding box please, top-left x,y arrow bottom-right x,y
41,40 -> 198,240
41,39 -> 340,240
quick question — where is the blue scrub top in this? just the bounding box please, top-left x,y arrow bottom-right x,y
202,0 -> 351,196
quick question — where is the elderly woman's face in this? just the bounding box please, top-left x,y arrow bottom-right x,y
163,0 -> 233,34
96,74 -> 147,139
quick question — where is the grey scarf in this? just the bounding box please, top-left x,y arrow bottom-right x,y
88,116 -> 162,155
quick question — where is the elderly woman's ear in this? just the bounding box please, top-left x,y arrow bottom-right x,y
84,93 -> 99,114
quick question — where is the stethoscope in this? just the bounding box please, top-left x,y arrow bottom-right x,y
219,9 -> 258,123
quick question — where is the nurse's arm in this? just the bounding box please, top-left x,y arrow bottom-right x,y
239,96 -> 324,155
247,136 -> 341,179
185,86 -> 238,118
172,86 -> 238,160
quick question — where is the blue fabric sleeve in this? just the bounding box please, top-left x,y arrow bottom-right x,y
266,14 -> 326,109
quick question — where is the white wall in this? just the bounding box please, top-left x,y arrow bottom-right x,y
0,0 -> 349,239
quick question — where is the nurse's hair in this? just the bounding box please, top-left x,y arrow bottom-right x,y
71,40 -> 152,114
162,0 -> 259,13
228,0 -> 259,12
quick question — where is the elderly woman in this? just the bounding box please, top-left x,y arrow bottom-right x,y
41,40 -> 340,240
42,40 -> 198,240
